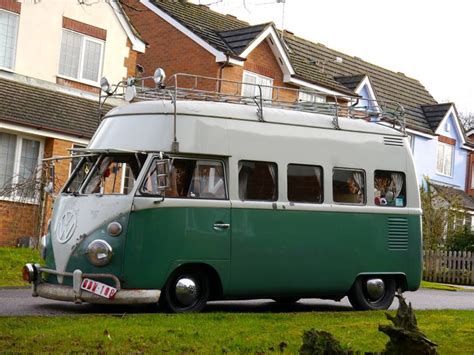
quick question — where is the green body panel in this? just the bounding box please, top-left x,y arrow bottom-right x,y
229,209 -> 421,296
45,212 -> 131,287
123,206 -> 421,297
123,207 -> 231,289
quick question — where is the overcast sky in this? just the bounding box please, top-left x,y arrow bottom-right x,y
198,0 -> 474,115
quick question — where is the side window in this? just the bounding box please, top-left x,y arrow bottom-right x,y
142,158 -> 226,199
333,168 -> 365,205
287,164 -> 323,203
374,170 -> 406,207
238,160 -> 278,201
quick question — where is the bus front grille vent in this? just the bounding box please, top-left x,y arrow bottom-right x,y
383,137 -> 404,147
387,217 -> 409,250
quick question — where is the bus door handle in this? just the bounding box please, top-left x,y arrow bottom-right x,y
213,222 -> 230,231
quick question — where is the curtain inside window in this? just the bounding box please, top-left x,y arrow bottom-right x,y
391,172 -> 404,198
0,132 -> 16,189
352,171 -> 364,193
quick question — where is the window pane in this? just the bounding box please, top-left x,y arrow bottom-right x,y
333,168 -> 365,204
242,73 -> 257,97
436,143 -> 444,173
0,10 -> 19,69
188,161 -> 226,199
374,170 -> 406,207
18,139 -> 40,198
239,160 -> 277,201
82,39 -> 102,82
258,76 -> 273,100
0,132 -> 16,190
59,30 -> 82,78
444,145 -> 453,176
288,164 -> 323,203
122,164 -> 135,195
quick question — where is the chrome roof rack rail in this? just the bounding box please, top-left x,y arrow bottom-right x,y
99,71 -> 406,151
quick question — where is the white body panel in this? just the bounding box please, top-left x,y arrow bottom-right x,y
90,100 -> 420,211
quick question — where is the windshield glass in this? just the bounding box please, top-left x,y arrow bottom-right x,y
64,153 -> 146,195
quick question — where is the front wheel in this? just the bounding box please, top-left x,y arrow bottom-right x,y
160,270 -> 209,313
348,277 -> 396,311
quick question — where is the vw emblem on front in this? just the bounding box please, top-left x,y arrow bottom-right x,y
57,210 -> 77,244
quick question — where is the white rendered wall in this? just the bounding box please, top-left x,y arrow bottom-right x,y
13,0 -> 130,87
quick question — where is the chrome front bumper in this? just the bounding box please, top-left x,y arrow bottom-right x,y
27,264 -> 160,305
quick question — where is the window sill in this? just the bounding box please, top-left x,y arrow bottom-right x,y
0,66 -> 15,73
435,172 -> 453,179
0,195 -> 40,206
56,74 -> 101,89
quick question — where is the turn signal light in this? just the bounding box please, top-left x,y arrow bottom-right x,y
22,264 -> 36,283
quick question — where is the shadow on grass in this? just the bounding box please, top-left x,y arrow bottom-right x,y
33,299 -> 353,315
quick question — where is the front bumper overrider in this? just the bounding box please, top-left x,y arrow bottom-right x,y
24,263 -> 160,305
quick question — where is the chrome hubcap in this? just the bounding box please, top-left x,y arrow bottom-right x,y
175,277 -> 198,306
366,278 -> 385,301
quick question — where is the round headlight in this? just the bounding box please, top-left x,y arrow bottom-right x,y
86,240 -> 113,267
107,222 -> 122,237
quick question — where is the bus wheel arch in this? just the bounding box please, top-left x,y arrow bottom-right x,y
347,275 -> 398,311
160,263 -> 222,313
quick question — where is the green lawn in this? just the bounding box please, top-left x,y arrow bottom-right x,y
0,247 -> 41,287
0,310 -> 472,353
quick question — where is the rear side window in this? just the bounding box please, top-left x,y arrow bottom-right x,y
142,158 -> 226,199
239,160 -> 278,201
333,168 -> 365,205
374,170 -> 406,207
287,164 -> 323,203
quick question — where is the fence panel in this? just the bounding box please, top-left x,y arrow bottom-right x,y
423,250 -> 473,285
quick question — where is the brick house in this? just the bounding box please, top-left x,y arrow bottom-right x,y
0,0 -> 146,245
123,0 -> 474,222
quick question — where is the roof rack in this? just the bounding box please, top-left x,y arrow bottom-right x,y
99,71 -> 406,151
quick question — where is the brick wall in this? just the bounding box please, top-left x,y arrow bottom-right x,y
221,41 -> 296,101
0,0 -> 20,13
124,39 -> 139,78
40,138 -> 75,236
123,0 -> 220,89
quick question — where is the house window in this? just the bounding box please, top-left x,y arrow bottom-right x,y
0,10 -> 19,70
298,91 -> 325,103
242,71 -> 273,100
436,142 -> 454,176
58,29 -> 104,84
333,168 -> 365,205
239,160 -> 277,201
0,132 -> 42,201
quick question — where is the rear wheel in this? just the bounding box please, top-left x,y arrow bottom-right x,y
160,270 -> 209,313
348,276 -> 396,310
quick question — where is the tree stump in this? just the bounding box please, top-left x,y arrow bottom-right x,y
379,294 -> 438,354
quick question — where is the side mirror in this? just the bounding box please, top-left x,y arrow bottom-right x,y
155,159 -> 170,193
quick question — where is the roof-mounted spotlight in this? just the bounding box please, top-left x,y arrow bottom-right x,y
153,68 -> 166,87
100,77 -> 112,95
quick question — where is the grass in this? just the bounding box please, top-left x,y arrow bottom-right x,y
0,310 -> 472,353
0,247 -> 41,287
421,280 -> 470,292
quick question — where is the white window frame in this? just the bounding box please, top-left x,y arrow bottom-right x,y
57,29 -> 105,87
436,142 -> 454,177
298,91 -> 325,103
0,132 -> 44,204
0,9 -> 20,72
242,70 -> 273,100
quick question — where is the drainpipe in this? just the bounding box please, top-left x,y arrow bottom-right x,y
217,53 -> 231,93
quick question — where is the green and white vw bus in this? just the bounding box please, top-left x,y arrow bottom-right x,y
23,72 -> 422,312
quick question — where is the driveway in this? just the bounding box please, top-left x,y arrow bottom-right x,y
0,287 -> 472,316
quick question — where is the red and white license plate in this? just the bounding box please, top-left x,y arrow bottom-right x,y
81,278 -> 117,299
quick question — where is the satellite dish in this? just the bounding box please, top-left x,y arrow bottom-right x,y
124,85 -> 137,102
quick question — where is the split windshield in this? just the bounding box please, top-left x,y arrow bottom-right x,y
63,153 -> 146,195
